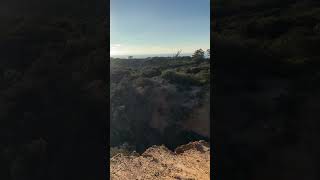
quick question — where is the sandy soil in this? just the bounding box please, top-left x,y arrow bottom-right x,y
110,141 -> 210,180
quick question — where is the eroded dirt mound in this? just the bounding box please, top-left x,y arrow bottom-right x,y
110,141 -> 210,180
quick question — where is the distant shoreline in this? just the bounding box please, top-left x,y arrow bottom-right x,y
111,53 -> 193,59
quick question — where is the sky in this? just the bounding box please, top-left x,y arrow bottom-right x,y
110,0 -> 210,57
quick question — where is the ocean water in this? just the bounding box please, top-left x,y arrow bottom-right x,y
111,53 -> 193,59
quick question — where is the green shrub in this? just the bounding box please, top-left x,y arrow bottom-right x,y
161,71 -> 202,86
141,68 -> 161,78
195,70 -> 210,84
186,67 -> 201,74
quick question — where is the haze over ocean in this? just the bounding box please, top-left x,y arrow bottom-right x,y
111,53 -> 194,59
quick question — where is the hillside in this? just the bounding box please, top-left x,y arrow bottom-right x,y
110,57 -> 210,152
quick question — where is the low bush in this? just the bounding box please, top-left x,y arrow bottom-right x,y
161,71 -> 202,86
141,68 -> 161,78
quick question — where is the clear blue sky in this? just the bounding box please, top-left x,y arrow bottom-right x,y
111,0 -> 210,56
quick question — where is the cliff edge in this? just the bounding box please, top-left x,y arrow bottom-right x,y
110,141 -> 210,180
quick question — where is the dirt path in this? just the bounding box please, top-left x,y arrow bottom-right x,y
110,141 -> 210,180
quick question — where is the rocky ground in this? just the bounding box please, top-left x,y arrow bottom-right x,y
110,141 -> 210,180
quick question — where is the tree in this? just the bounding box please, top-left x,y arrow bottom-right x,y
206,49 -> 210,58
192,49 -> 205,60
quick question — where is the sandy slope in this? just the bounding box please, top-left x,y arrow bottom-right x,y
110,141 -> 210,180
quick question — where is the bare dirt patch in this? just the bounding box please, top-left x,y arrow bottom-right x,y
110,141 -> 210,180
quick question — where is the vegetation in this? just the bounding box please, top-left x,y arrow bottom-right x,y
110,50 -> 210,152
192,49 -> 205,61
161,71 -> 202,86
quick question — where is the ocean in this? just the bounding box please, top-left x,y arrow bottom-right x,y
111,53 -> 194,59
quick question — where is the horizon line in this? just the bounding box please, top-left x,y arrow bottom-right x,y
111,52 -> 194,56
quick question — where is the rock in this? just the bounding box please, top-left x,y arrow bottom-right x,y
110,141 -> 210,180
